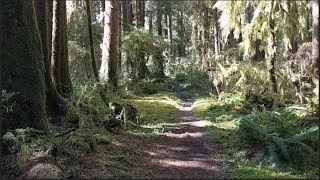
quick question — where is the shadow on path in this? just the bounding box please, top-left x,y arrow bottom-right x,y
141,96 -> 223,179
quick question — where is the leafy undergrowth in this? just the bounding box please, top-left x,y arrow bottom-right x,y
191,92 -> 319,179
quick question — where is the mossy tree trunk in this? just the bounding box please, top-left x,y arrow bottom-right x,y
84,0 -> 100,82
177,10 -> 186,57
283,0 -> 298,53
267,0 -> 278,93
3,0 -> 49,132
122,0 -> 133,78
136,0 -> 148,80
155,7 -> 165,78
312,0 -> 319,69
52,0 -> 73,98
213,0 -> 220,55
35,0 -> 68,118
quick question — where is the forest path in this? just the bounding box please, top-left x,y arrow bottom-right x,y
139,88 -> 224,178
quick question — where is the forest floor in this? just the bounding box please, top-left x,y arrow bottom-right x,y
5,80 -> 312,179
70,94 -> 225,178
49,86 -> 228,179
137,97 -> 224,178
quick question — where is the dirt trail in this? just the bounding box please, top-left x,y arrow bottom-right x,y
141,93 -> 224,178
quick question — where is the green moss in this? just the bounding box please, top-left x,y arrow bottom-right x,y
3,132 -> 20,153
129,96 -> 180,125
60,129 -> 98,156
95,134 -> 110,145
3,0 -> 48,132
235,165 -> 304,179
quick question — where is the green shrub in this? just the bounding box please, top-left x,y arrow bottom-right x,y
230,115 -> 319,172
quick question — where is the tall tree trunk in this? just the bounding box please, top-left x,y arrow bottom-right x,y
122,0 -> 133,78
108,0 -> 120,87
119,2 -> 122,73
35,0 -> 68,118
52,0 -> 73,97
85,0 -> 100,82
3,0 -> 48,132
149,7 -> 153,33
167,14 -> 173,75
122,0 -> 129,30
213,0 -> 220,55
203,7 -> 209,68
135,0 -> 147,80
155,7 -> 165,77
136,0 -> 145,28
164,14 -> 168,38
283,0 -> 298,53
100,0 -> 119,88
312,0 -> 319,69
267,0 -> 278,93
177,10 -> 186,56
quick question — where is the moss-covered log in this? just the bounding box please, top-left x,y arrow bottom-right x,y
2,0 -> 49,132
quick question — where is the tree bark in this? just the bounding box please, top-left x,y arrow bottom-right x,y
155,7 -> 165,77
100,0 -> 119,88
177,10 -> 186,56
136,0 -> 145,28
267,0 -> 278,93
213,0 -> 220,55
35,0 -> 68,118
283,0 -> 298,53
108,0 -> 119,88
85,0 -> 100,82
3,0 -> 48,132
149,7 -> 153,33
122,0 -> 133,79
312,0 -> 319,69
52,0 -> 73,97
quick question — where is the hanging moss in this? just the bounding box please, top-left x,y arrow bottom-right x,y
2,0 -> 48,132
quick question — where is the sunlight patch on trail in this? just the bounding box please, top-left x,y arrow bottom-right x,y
132,99 -> 180,109
164,132 -> 204,138
154,158 -> 220,170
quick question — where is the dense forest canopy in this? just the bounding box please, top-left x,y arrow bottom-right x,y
1,0 -> 319,179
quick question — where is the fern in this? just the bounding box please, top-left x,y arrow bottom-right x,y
230,111 -> 319,172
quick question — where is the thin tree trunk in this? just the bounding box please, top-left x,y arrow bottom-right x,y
149,6 -> 153,33
167,14 -> 173,75
203,7 -> 209,68
118,1 -> 122,75
177,10 -> 186,56
122,0 -> 133,78
85,0 -> 100,82
213,0 -> 219,55
155,7 -> 165,77
312,0 -> 319,69
268,0 -> 277,93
